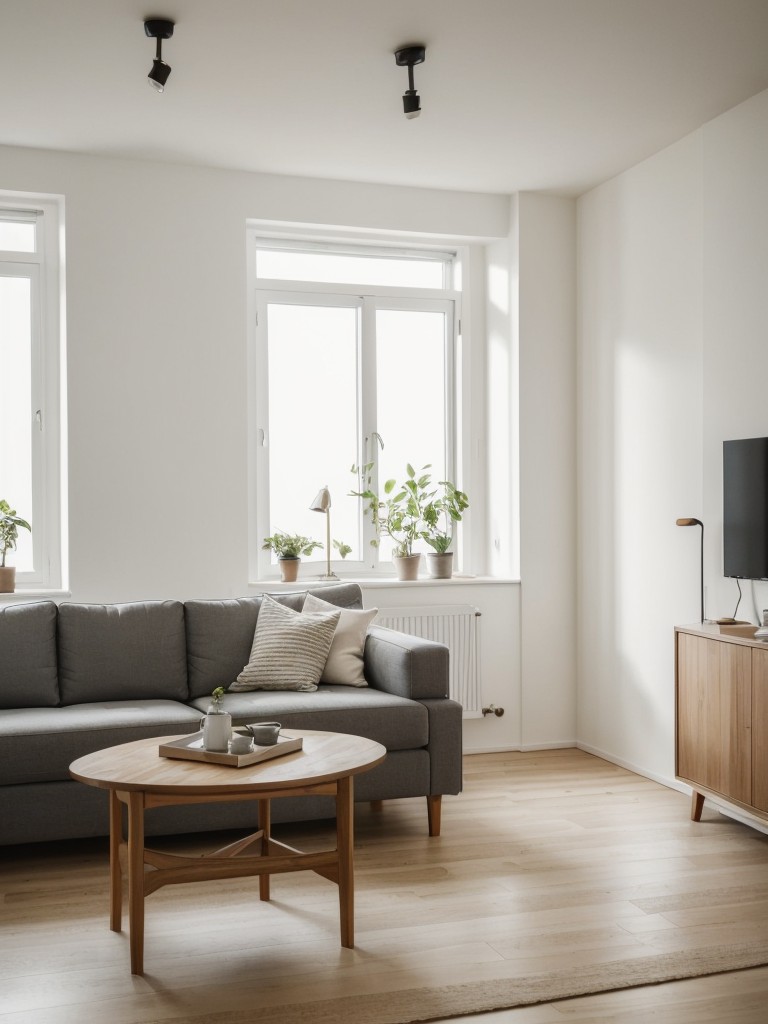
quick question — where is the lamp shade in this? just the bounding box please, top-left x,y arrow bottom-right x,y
310,487 -> 331,513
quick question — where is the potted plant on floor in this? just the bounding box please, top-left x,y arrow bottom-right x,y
422,481 -> 469,579
262,531 -> 323,582
352,463 -> 435,581
0,500 -> 31,593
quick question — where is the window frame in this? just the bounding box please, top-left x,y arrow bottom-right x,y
247,234 -> 463,580
0,193 -> 65,592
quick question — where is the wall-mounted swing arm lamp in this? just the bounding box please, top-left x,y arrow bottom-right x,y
310,486 -> 339,580
394,45 -> 426,118
144,19 -> 175,92
676,517 -> 704,624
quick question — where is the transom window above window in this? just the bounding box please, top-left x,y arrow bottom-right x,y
254,244 -> 451,290
248,236 -> 463,578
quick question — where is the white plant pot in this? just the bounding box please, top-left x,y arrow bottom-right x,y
393,553 -> 421,581
0,566 -> 16,593
279,558 -> 300,583
426,552 -> 454,579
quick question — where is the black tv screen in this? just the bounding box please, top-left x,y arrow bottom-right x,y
723,437 -> 768,580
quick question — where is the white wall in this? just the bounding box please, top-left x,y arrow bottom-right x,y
577,88 -> 768,785
0,145 -> 509,603
702,91 -> 768,623
517,194 -> 577,747
0,143 -> 529,753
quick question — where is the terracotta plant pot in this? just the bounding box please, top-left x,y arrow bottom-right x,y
279,558 -> 300,583
393,553 -> 421,581
426,551 -> 454,579
0,566 -> 16,593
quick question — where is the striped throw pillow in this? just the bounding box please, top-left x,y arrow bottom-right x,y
230,594 -> 340,692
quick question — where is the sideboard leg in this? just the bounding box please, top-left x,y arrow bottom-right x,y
427,794 -> 442,837
691,790 -> 705,821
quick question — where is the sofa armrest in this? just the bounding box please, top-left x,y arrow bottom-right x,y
364,626 -> 449,700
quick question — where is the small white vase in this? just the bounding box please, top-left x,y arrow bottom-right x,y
201,710 -> 232,752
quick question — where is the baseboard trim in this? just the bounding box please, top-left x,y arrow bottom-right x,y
576,742 -> 768,836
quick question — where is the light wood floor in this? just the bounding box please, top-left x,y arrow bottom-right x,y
2,749 -> 768,1023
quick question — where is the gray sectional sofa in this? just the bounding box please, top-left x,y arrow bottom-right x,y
0,583 -> 462,845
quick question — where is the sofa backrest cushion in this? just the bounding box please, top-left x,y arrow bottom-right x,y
57,601 -> 188,705
0,601 -> 60,708
185,596 -> 264,699
184,583 -> 364,699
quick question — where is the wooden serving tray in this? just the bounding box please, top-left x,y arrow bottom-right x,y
159,732 -> 303,768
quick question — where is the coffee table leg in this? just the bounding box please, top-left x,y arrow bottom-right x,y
126,791 -> 145,975
336,776 -> 354,948
109,790 -> 122,932
258,798 -> 271,901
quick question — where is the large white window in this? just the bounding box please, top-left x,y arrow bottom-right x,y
249,238 -> 462,577
0,195 -> 65,590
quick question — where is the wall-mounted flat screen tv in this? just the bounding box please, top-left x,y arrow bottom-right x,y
723,436 -> 768,580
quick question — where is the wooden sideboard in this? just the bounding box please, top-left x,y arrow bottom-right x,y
675,624 -> 768,823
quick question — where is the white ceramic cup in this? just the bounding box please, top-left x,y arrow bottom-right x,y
229,734 -> 254,755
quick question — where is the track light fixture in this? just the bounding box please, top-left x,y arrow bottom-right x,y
144,18 -> 174,92
395,45 -> 426,119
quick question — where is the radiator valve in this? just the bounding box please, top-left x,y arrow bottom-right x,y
482,704 -> 504,717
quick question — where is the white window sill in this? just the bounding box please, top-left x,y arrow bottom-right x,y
250,575 -> 519,590
0,589 -> 71,603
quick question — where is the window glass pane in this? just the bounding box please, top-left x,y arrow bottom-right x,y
0,221 -> 36,252
256,248 -> 445,289
267,302 -> 361,563
0,275 -> 34,570
376,308 -> 447,560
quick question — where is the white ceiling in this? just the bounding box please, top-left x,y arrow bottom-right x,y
2,0 -> 768,196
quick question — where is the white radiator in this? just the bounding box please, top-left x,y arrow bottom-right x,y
374,605 -> 482,717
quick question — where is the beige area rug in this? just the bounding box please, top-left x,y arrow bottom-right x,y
145,944 -> 768,1024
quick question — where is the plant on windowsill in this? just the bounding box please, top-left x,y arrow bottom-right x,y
333,539 -> 352,559
0,500 -> 31,594
422,481 -> 470,579
262,531 -> 323,583
351,462 -> 436,581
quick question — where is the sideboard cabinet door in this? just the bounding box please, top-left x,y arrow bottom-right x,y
677,632 -> 751,806
753,647 -> 768,813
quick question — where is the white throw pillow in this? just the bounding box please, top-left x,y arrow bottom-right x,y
303,593 -> 378,686
230,594 -> 340,692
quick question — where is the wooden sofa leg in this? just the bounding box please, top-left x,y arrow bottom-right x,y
370,800 -> 384,812
427,795 -> 442,837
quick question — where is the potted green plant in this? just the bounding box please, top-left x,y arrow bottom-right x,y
333,539 -> 352,559
262,531 -> 323,582
0,500 -> 31,593
422,481 -> 469,579
351,463 -> 435,580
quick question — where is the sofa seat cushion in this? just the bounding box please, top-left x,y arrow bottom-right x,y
0,700 -> 201,785
187,684 -> 428,752
0,601 -> 59,708
58,601 -> 189,705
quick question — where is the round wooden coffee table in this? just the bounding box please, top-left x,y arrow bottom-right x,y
70,729 -> 386,975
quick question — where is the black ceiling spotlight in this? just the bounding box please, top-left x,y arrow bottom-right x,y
395,45 -> 426,119
144,18 -> 175,92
